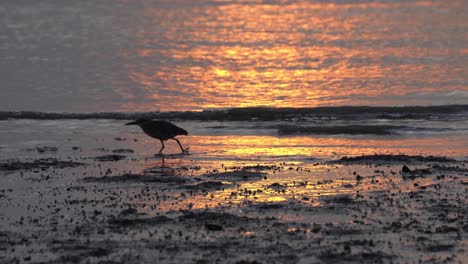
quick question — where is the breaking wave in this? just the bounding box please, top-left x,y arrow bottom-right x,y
1,105 -> 467,121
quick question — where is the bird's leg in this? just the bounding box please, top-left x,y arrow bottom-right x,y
172,138 -> 188,154
158,140 -> 165,154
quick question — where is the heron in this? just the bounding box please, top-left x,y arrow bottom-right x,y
125,119 -> 189,154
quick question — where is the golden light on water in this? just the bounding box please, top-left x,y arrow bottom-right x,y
129,133 -> 468,165
109,0 -> 468,111
119,131 -> 468,212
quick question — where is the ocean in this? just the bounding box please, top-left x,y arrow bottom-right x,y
1,106 -> 468,162
1,0 -> 467,112
1,0 -> 467,160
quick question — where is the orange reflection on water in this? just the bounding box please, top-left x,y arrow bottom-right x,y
113,0 -> 468,111
127,132 -> 468,213
185,135 -> 468,161
119,3 -> 367,110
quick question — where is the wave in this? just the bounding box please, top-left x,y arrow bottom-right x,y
1,105 -> 467,121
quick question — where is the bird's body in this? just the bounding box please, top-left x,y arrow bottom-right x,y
126,119 -> 188,154
138,120 -> 188,140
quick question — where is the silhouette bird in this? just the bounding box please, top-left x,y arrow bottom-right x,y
125,119 -> 188,154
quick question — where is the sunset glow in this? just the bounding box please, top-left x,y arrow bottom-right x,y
1,0 -> 467,262
110,0 -> 468,112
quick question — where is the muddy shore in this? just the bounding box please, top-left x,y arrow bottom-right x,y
1,150 -> 466,263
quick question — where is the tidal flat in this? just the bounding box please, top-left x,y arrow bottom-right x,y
0,119 -> 467,263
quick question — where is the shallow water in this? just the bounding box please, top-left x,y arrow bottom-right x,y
1,116 -> 465,212
1,117 -> 467,162
0,117 -> 467,208
1,0 -> 467,112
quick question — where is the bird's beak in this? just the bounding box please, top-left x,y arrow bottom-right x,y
125,121 -> 138,126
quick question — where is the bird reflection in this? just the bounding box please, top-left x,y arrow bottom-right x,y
142,155 -> 185,175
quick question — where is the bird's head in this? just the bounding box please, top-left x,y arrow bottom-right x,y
125,119 -> 150,126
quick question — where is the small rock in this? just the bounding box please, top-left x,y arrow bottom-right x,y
205,223 -> 223,231
402,165 -> 412,173
94,155 -> 126,161
119,208 -> 138,216
35,146 -> 58,153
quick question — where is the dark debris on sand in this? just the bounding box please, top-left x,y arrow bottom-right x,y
112,149 -> 135,154
27,146 -> 59,153
400,166 -> 433,180
178,211 -> 251,229
2,149 -> 467,264
202,171 -> 265,181
0,158 -> 84,171
93,154 -> 127,162
331,154 -> 456,164
181,181 -> 233,191
320,194 -> 355,204
318,250 -> 394,264
266,182 -> 287,191
108,215 -> 172,227
82,174 -> 190,184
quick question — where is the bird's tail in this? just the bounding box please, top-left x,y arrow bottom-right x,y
174,125 -> 188,135
179,128 -> 188,135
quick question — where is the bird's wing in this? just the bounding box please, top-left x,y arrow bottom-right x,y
153,121 -> 188,136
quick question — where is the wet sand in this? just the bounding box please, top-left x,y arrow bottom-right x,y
1,144 -> 467,263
